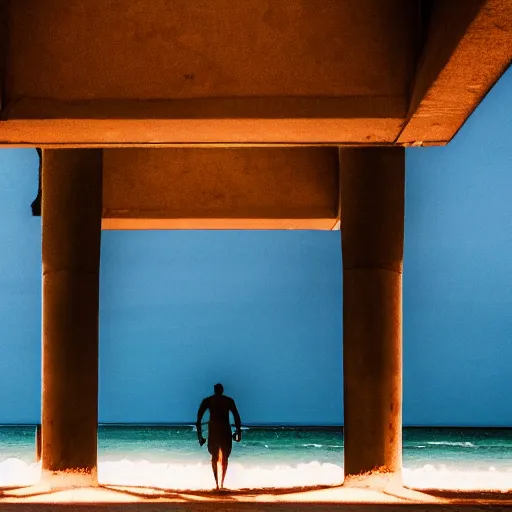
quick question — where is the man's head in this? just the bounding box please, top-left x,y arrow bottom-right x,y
214,383 -> 224,395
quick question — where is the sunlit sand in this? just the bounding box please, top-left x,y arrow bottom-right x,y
3,459 -> 512,492
1,461 -> 512,509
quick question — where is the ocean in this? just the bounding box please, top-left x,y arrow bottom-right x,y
1,425 -> 511,491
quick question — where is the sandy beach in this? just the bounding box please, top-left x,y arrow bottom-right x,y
1,483 -> 512,511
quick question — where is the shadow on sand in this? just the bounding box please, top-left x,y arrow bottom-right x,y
1,483 -> 512,510
100,482 -> 338,501
408,488 -> 512,503
0,485 -> 64,499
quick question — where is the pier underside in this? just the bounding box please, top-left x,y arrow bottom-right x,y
0,0 -> 510,146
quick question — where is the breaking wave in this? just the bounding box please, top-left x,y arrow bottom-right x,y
426,441 -> 476,448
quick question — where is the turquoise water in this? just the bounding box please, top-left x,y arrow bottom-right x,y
1,425 -> 512,490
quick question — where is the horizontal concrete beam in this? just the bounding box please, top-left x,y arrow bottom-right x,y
398,0 -> 512,145
0,97 -> 406,146
2,1 -> 509,147
0,0 -> 415,146
102,218 -> 338,230
101,147 -> 340,230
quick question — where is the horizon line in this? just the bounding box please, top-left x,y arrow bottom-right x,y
1,422 -> 512,429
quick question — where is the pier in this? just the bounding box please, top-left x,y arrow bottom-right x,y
0,0 -> 511,502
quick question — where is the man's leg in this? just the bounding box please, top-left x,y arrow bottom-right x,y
221,456 -> 229,489
211,452 -> 219,490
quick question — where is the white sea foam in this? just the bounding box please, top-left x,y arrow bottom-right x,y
426,441 -> 476,448
0,459 -> 342,489
0,458 -> 40,487
1,458 -> 512,491
404,465 -> 512,491
302,443 -> 323,448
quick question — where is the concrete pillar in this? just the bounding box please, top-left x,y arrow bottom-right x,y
340,147 -> 404,483
35,424 -> 41,462
41,150 -> 103,483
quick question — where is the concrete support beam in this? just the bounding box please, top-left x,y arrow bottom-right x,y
0,0 -> 417,145
102,148 -> 340,230
0,97 -> 406,146
340,147 -> 404,483
0,1 -> 506,146
41,149 -> 102,483
398,0 -> 512,145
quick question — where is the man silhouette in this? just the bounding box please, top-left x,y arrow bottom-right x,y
196,383 -> 242,489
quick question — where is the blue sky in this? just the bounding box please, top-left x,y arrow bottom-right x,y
0,67 -> 511,426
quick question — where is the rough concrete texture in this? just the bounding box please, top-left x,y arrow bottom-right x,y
0,115 -> 407,145
399,0 -> 512,144
7,1 -> 415,100
102,147 -> 339,229
0,0 -> 507,145
340,148 -> 405,477
339,148 -> 405,273
41,150 -> 102,477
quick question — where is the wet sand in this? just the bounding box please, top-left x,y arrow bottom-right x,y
1,484 -> 512,511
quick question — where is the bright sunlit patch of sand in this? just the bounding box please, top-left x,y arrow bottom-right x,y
1,459 -> 511,492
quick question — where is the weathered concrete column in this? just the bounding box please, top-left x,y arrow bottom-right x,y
340,147 -> 404,484
41,149 -> 103,484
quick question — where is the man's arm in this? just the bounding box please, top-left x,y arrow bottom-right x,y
196,398 -> 208,445
230,399 -> 242,440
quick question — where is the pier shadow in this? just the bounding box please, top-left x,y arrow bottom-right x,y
1,483 -> 512,510
0,485 -> 63,499
100,483 -> 338,502
407,488 -> 512,503
102,484 -> 512,506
